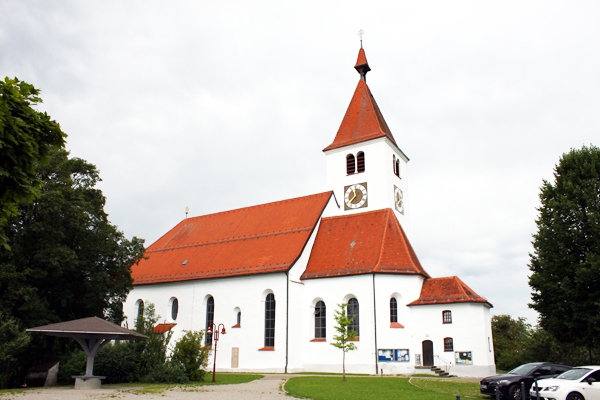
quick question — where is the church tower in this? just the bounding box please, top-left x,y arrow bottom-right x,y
324,46 -> 410,231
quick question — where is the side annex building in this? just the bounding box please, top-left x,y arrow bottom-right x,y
123,47 -> 496,377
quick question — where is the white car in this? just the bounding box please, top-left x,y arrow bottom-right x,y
530,366 -> 600,400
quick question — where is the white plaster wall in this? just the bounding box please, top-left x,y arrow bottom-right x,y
124,272 -> 290,373
324,138 -> 410,235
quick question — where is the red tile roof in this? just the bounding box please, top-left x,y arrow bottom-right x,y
407,276 -> 492,307
153,323 -> 176,333
323,48 -> 397,152
355,48 -> 368,68
301,209 -> 429,279
132,192 -> 332,285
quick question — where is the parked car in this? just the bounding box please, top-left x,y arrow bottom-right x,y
480,362 -> 573,399
530,366 -> 600,400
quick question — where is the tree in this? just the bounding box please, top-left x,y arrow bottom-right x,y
529,145 -> 600,363
171,330 -> 210,381
491,315 -> 532,370
133,302 -> 173,378
330,303 -> 357,381
0,77 -> 67,249
0,148 -> 145,328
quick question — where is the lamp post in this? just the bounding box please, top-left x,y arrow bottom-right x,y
206,323 -> 226,382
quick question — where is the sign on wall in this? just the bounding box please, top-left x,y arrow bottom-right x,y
455,351 -> 472,364
378,349 -> 410,362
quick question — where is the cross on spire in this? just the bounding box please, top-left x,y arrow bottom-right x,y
358,29 -> 364,48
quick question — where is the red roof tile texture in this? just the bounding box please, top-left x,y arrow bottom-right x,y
323,49 -> 397,152
355,48 -> 368,68
407,276 -> 492,306
301,209 -> 429,279
132,192 -> 332,285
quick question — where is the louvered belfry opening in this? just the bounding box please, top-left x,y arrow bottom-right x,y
357,151 -> 365,173
346,154 -> 356,175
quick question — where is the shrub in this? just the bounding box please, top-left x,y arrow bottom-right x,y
171,330 -> 210,381
57,350 -> 86,384
141,362 -> 189,384
94,341 -> 139,383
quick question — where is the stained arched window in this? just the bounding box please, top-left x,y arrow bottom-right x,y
346,154 -> 356,175
265,293 -> 276,347
315,301 -> 326,339
357,152 -> 365,173
442,310 -> 452,324
171,298 -> 179,321
444,337 -> 454,352
390,298 -> 398,323
205,296 -> 214,345
137,300 -> 144,318
347,298 -> 359,337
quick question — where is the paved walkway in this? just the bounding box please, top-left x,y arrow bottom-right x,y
0,374 -> 297,400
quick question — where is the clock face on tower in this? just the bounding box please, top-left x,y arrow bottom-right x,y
394,185 -> 404,214
344,183 -> 368,210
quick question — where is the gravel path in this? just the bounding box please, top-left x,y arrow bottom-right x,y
0,374 -> 297,400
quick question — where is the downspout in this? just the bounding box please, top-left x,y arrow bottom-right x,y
285,271 -> 289,373
372,273 -> 379,374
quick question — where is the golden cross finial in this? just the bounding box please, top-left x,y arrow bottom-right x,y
358,29 -> 364,47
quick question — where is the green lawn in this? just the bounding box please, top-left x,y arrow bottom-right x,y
285,376 -> 489,400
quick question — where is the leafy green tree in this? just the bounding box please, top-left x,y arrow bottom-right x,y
0,148 -> 145,328
529,145 -> 600,364
0,77 -> 66,249
171,330 -> 209,381
133,302 -> 173,378
491,315 -> 532,370
0,314 -> 31,388
331,303 -> 357,381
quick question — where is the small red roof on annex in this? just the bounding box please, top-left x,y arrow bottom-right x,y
323,48 -> 397,152
302,209 -> 429,279
133,192 -> 333,285
407,276 -> 492,307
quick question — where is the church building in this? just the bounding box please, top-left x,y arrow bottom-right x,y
123,46 -> 495,377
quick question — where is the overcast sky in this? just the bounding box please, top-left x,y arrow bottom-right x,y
2,1 -> 599,325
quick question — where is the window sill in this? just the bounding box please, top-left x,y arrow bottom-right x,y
231,324 -> 241,328
310,338 -> 326,342
444,350 -> 454,352
348,337 -> 359,341
202,346 -> 212,350
258,347 -> 275,351
390,322 -> 404,329
442,322 -> 452,324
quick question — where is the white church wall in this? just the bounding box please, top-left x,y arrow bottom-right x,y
300,274 -> 380,374
406,303 -> 495,377
324,137 -> 410,231
124,272 -> 291,373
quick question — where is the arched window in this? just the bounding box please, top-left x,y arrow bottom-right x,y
171,298 -> 179,321
346,154 -> 356,175
357,152 -> 365,173
237,311 -> 241,326
393,155 -> 396,174
205,296 -> 214,345
390,298 -> 398,323
264,293 -> 276,347
347,298 -> 359,337
442,310 -> 452,324
315,301 -> 326,339
395,159 -> 400,177
444,337 -> 454,352
137,300 -> 144,318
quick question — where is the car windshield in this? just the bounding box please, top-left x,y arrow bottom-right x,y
509,364 -> 538,375
556,368 -> 591,380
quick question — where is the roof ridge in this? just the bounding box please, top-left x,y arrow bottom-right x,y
374,209 -> 392,271
149,227 -> 312,253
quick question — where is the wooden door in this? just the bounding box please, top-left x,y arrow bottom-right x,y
422,340 -> 434,366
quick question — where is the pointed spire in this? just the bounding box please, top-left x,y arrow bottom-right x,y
323,47 -> 397,152
354,47 -> 371,80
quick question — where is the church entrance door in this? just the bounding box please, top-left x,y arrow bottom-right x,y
422,340 -> 434,366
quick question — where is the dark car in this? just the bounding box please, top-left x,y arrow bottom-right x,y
480,362 -> 573,399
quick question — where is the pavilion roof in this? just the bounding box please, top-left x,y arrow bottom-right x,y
27,317 -> 147,340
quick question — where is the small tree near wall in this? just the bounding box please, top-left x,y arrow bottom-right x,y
331,303 -> 357,381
